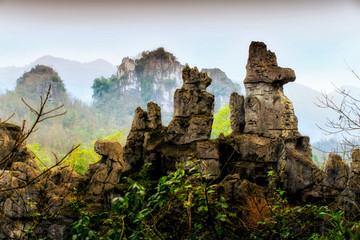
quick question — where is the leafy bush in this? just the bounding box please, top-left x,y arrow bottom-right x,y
71,161 -> 240,239
27,142 -> 54,171
251,176 -> 360,240
64,147 -> 100,175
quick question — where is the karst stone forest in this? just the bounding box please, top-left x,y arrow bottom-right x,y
1,42 -> 360,239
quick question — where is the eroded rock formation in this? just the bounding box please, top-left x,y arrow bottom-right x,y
2,41 -> 359,239
120,42 -> 322,201
86,140 -> 125,195
243,42 -> 298,138
0,125 -> 125,239
167,66 -> 214,145
0,123 -> 80,239
123,66 -> 219,177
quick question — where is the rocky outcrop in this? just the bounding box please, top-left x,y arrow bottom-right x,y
123,102 -> 165,172
202,68 -> 241,110
85,140 -> 125,195
121,42 -> 320,200
219,42 -> 318,200
322,153 -> 349,197
15,65 -> 67,103
123,65 -> 219,177
244,42 -> 298,138
0,122 -> 127,239
166,66 -> 214,145
0,122 -> 82,239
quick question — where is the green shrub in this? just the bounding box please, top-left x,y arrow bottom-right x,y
251,188 -> 360,240
71,161 -> 240,239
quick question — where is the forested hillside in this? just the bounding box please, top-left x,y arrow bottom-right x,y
0,65 -> 121,165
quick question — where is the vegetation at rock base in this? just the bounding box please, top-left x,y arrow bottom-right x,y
68,164 -> 360,240
70,161 -> 241,240
4,47 -> 360,239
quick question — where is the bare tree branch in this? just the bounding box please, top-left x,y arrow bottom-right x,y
316,67 -> 360,155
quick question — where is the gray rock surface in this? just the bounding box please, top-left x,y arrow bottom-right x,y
243,41 -> 299,138
167,65 -> 214,145
229,92 -> 245,134
86,140 -> 125,195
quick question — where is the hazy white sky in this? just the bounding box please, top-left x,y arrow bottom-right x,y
1,0 -> 360,92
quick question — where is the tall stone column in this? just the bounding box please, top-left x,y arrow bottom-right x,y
243,41 -> 299,138
166,65 -> 215,144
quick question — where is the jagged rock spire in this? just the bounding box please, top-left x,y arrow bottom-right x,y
167,65 -> 214,144
243,41 -> 299,138
245,42 -> 296,84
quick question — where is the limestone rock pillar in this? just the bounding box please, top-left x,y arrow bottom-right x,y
243,41 -> 299,138
166,65 -> 214,144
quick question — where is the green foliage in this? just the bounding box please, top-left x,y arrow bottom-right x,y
251,181 -> 360,239
71,161 -> 239,239
50,73 -> 66,92
27,142 -> 53,171
100,129 -> 128,145
64,129 -> 127,175
26,128 -> 127,175
211,104 -> 231,138
65,147 -> 100,175
92,76 -> 118,98
140,75 -> 155,103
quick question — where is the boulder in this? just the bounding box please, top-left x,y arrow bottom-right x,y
86,140 -> 124,195
322,153 -> 349,197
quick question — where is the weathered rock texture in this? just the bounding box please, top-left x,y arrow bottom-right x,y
0,123 -> 125,239
121,42 -> 322,205
85,140 -> 125,195
0,122 -> 81,239
229,92 -> 245,134
167,66 -> 214,145
322,153 -> 349,198
123,66 -> 219,177
243,42 -> 298,138
121,42 -> 323,202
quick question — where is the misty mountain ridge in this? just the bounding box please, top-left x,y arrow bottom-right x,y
0,52 -> 357,143
0,55 -> 117,103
